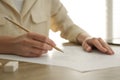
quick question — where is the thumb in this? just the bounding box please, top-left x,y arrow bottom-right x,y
82,40 -> 92,52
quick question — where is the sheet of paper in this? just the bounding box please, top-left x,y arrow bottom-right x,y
0,45 -> 119,72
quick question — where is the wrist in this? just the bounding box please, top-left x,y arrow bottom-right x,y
76,33 -> 91,44
0,36 -> 15,54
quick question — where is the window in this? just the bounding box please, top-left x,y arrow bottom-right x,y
113,0 -> 120,39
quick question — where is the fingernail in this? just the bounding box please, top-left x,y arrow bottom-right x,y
87,47 -> 91,51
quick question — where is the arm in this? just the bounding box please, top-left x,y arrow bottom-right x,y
51,0 -> 114,55
0,36 -> 14,54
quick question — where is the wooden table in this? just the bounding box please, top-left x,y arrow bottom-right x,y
0,59 -> 120,80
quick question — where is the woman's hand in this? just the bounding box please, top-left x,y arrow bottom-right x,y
77,34 -> 114,55
0,32 -> 56,57
82,37 -> 114,55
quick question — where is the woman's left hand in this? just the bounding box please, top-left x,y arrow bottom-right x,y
82,37 -> 114,55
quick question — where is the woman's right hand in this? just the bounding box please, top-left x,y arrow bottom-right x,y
0,32 -> 56,57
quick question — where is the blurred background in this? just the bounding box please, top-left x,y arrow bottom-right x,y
49,0 -> 120,44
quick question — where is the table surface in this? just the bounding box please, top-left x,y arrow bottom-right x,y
0,59 -> 120,80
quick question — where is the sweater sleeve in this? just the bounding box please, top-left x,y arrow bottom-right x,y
50,0 -> 89,42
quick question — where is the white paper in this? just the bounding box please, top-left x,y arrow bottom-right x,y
0,45 -> 120,72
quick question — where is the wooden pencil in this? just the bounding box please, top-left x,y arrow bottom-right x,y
4,17 -> 64,53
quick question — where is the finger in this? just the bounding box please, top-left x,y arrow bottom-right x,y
22,53 -> 40,57
31,40 -> 52,50
27,48 -> 48,57
30,47 -> 48,55
98,38 -> 114,55
17,51 -> 40,57
88,38 -> 107,53
27,32 -> 56,47
82,40 -> 92,52
42,50 -> 48,54
15,47 -> 41,57
22,38 -> 53,50
30,47 -> 42,55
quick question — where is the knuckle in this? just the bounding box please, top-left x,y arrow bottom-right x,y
40,43 -> 47,49
42,37 -> 48,42
41,43 -> 46,48
91,38 -> 98,42
41,44 -> 51,50
34,50 -> 45,56
20,47 -> 28,52
41,50 -> 48,54
35,50 -> 41,54
92,38 -> 97,40
26,32 -> 31,37
22,38 -> 27,43
48,45 -> 52,50
98,37 -> 102,40
26,32 -> 34,38
21,38 -> 29,44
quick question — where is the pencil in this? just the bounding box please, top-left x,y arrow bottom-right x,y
4,17 -> 64,53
